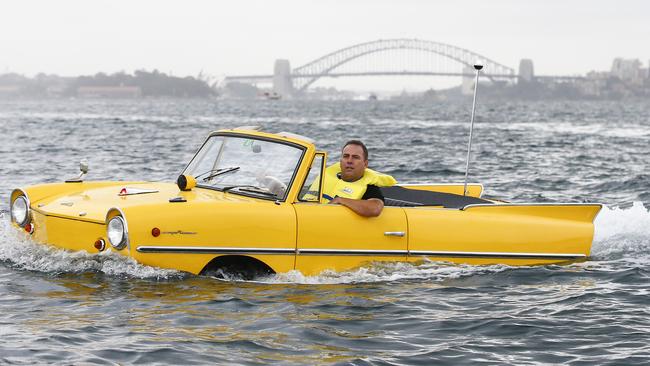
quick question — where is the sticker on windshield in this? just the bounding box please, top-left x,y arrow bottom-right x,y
243,139 -> 262,153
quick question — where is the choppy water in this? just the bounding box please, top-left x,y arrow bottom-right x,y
1,99 -> 649,365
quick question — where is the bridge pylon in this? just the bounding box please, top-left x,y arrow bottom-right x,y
519,59 -> 535,82
273,59 -> 294,98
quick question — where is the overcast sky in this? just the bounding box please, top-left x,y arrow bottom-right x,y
1,0 -> 648,89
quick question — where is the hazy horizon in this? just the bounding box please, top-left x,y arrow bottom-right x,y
2,0 -> 648,90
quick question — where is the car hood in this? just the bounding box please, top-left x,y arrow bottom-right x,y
30,181 -> 252,223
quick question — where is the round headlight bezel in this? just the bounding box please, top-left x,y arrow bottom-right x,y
107,216 -> 128,250
11,195 -> 30,227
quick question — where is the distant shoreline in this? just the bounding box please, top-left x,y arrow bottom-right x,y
1,69 -> 648,101
0,70 -> 217,99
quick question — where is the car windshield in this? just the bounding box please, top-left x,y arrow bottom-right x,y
183,134 -> 304,199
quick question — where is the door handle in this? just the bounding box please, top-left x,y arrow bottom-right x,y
384,231 -> 405,237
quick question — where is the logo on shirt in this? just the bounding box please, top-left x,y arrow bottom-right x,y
341,187 -> 354,195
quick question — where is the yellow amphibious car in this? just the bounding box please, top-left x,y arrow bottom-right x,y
9,127 -> 602,278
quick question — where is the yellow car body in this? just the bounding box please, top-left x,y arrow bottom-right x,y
9,128 -> 602,277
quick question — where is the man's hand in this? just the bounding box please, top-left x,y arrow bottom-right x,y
329,197 -> 384,217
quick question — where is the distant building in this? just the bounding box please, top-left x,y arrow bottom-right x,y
579,71 -> 609,97
0,85 -> 23,98
77,86 -> 142,98
610,58 -> 643,85
46,85 -> 67,98
303,86 -> 355,100
44,76 -> 75,98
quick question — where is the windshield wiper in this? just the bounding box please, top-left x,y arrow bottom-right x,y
221,185 -> 278,198
197,166 -> 240,182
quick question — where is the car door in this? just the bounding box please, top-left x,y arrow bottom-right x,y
293,204 -> 408,275
292,152 -> 408,275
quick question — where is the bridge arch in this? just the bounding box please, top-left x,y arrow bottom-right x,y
292,38 -> 515,91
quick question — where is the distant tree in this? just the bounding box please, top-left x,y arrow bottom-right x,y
67,69 -> 216,98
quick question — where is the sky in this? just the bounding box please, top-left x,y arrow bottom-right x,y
1,0 -> 648,90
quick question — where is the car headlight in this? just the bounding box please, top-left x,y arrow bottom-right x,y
11,196 -> 30,227
107,216 -> 127,249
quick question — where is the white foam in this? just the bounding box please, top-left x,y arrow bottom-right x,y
0,217 -> 181,279
501,121 -> 598,135
592,202 -> 650,259
498,121 -> 650,139
261,260 -> 511,285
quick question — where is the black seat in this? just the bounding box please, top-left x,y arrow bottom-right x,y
381,186 -> 493,209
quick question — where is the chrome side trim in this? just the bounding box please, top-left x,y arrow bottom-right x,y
137,246 -> 296,255
462,202 -> 603,210
135,246 -> 586,260
137,246 -> 406,256
384,231 -> 406,237
398,183 -> 483,187
298,249 -> 407,256
408,250 -> 586,260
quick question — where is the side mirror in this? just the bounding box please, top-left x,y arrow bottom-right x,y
65,160 -> 89,183
80,160 -> 89,174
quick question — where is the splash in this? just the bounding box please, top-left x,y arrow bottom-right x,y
0,217 -> 182,279
592,202 -> 650,260
262,260 -> 511,285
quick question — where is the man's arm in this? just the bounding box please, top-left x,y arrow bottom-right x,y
329,185 -> 385,217
330,197 -> 384,217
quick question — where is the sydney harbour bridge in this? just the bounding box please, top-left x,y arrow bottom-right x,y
224,39 -> 581,97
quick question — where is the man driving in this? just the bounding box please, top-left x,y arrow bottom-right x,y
322,140 -> 396,217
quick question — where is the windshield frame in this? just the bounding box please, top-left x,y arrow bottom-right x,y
181,131 -> 307,202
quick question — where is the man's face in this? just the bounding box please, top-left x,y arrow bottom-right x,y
339,144 -> 368,182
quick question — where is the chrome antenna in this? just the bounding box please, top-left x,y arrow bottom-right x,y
463,63 -> 483,196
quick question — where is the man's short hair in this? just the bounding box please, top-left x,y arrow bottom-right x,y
343,140 -> 368,160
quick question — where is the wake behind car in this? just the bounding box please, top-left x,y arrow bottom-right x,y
9,127 -> 602,278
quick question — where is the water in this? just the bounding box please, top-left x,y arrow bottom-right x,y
1,99 -> 649,365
